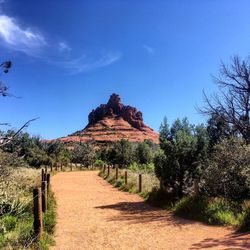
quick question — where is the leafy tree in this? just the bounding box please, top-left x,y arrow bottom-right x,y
1,131 -> 50,167
114,139 -> 134,167
201,137 -> 250,200
159,116 -> 170,143
154,118 -> 209,198
45,140 -> 71,166
135,142 -> 153,164
207,114 -> 232,149
200,56 -> 250,144
96,144 -> 111,163
71,143 -> 96,168
154,149 -> 167,183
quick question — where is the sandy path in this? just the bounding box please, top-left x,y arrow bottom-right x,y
51,171 -> 249,250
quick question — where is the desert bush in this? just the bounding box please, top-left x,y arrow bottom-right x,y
129,162 -> 154,173
135,142 -> 153,164
174,197 -> 239,226
147,188 -> 176,208
113,139 -> 134,166
1,215 -> 17,231
43,192 -> 56,234
155,118 -> 209,198
200,137 -> 250,200
239,201 -> 250,232
71,142 -> 96,167
94,159 -> 105,168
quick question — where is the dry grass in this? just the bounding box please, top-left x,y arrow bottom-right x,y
103,167 -> 159,196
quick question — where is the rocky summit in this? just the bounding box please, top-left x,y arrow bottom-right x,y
59,93 -> 159,144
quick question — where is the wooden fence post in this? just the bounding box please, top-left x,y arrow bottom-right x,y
193,179 -> 199,197
125,171 -> 128,186
45,165 -> 47,174
139,174 -> 142,193
41,181 -> 47,213
70,163 -> 73,171
115,167 -> 118,180
41,169 -> 45,181
108,165 -> 110,176
33,187 -> 43,239
44,173 -> 47,185
46,173 -> 50,192
103,164 -> 106,173
60,163 -> 63,171
50,163 -> 53,172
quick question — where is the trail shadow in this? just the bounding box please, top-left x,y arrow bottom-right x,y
190,232 -> 250,250
95,201 -> 250,249
95,201 -> 197,228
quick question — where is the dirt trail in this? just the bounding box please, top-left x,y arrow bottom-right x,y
51,171 -> 249,250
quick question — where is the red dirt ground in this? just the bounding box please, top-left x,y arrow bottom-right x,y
51,171 -> 250,250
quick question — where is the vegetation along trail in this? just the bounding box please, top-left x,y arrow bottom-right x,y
51,171 -> 249,250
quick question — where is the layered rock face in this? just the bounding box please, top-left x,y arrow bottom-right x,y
59,93 -> 159,144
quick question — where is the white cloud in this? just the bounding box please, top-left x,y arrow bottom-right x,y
58,41 -> 72,52
143,44 -> 155,55
51,52 -> 122,74
0,15 -> 47,56
0,7 -> 121,74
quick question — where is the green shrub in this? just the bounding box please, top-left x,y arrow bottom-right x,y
147,188 -> 176,209
174,197 -> 208,221
94,159 -> 105,168
114,179 -> 124,188
209,210 -> 237,225
0,234 -> 6,249
205,199 -> 237,225
174,196 -> 239,226
201,138 -> 250,201
16,217 -> 34,246
38,232 -> 54,250
44,193 -> 56,234
2,215 -> 17,231
239,202 -> 250,232
129,162 -> 154,174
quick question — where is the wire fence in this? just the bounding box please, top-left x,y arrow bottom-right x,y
0,165 -> 54,248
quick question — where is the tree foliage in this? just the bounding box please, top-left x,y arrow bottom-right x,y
201,137 -> 250,200
155,118 -> 209,198
0,131 -> 70,167
71,143 -> 96,167
135,142 -> 153,164
207,113 -> 232,150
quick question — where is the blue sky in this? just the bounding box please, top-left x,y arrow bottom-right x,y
1,0 -> 250,139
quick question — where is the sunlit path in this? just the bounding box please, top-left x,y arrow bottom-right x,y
51,171 -> 250,250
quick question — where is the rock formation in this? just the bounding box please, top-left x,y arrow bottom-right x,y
59,93 -> 159,144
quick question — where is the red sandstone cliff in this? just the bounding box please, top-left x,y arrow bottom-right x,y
59,93 -> 159,144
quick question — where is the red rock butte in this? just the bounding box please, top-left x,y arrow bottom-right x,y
59,93 -> 159,144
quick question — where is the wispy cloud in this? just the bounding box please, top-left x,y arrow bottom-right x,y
0,15 -> 47,57
58,41 -> 72,53
143,44 -> 155,55
51,52 -> 122,74
0,5 -> 121,74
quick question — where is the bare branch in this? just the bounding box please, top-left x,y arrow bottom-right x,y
199,55 -> 250,143
0,117 -> 39,147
